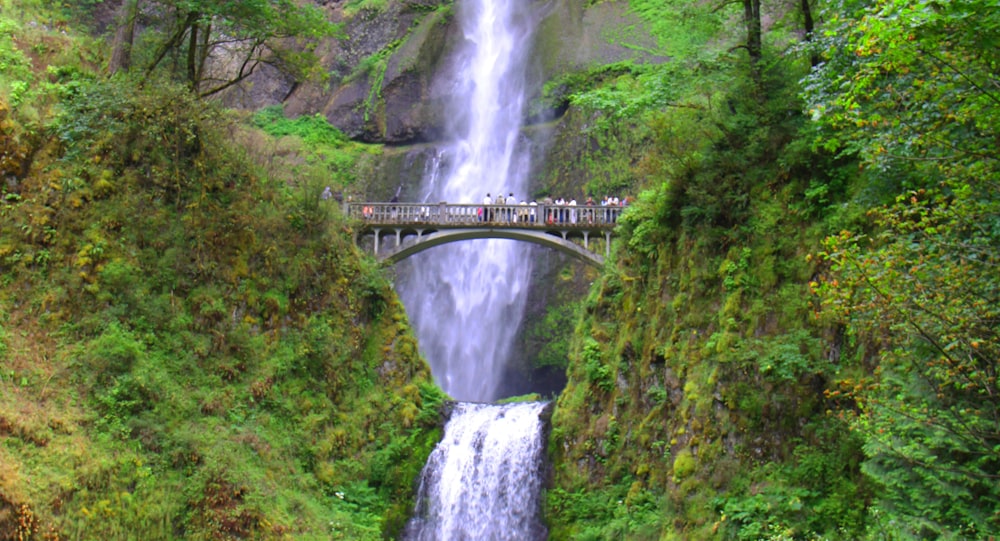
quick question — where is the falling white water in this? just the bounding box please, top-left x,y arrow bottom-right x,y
403,402 -> 549,541
397,2 -> 549,537
397,0 -> 538,402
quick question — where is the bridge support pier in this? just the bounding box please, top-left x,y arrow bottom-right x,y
605,231 -> 612,257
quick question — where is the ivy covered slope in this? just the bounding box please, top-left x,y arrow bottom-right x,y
0,6 -> 442,540
545,0 -> 999,539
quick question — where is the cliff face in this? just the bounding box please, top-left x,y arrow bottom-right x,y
284,2 -> 455,144
224,0 -> 665,153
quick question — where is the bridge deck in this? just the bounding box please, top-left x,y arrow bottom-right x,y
346,202 -> 622,230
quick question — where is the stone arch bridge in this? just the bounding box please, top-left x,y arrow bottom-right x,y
345,202 -> 622,268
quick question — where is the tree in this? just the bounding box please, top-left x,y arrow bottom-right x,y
800,0 -> 819,67
134,0 -> 338,97
808,0 -> 1000,536
109,0 -> 140,75
743,0 -> 762,68
820,184 -> 1000,538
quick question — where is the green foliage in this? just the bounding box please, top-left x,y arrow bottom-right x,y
528,301 -> 579,370
0,19 -> 34,107
546,482 -> 665,541
617,184 -> 672,263
415,381 -> 447,425
629,0 -> 734,60
0,318 -> 7,361
582,337 -> 613,393
547,2 -> 879,540
541,61 -> 647,116
52,78 -> 211,197
805,0 -> 999,176
807,0 -> 1000,537
672,448 -> 696,480
135,0 -> 339,96
252,105 -> 348,146
818,183 -> 1000,538
752,330 -> 824,383
83,322 -> 146,383
251,104 -> 368,190
0,21 -> 436,537
343,0 -> 392,16
497,393 -> 542,404
717,423 -> 867,539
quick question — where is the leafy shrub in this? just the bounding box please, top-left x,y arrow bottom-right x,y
582,338 -> 613,393
84,322 -> 146,384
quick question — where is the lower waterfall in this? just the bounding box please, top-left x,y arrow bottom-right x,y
403,401 -> 549,541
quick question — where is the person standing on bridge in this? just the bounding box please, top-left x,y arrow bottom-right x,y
483,193 -> 492,222
555,196 -> 566,224
495,192 -> 505,222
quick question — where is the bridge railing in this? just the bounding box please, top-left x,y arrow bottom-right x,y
346,202 -> 623,228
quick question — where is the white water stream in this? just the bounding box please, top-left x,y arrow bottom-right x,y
403,402 -> 549,540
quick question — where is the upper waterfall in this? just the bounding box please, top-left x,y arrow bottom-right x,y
396,0 -> 539,402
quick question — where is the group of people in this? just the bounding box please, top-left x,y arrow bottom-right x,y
355,192 -> 629,224
479,192 -> 628,225
480,192 -> 526,222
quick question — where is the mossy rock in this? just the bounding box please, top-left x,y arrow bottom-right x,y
672,448 -> 696,480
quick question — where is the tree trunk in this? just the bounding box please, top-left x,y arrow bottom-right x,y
108,0 -> 139,75
145,10 -> 197,80
744,0 -> 762,67
195,21 -> 212,91
187,21 -> 199,91
801,0 -> 820,67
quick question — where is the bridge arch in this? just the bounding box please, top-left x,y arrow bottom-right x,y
378,228 -> 605,268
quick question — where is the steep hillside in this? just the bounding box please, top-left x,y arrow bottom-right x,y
0,4 -> 441,539
542,0 -> 1000,539
545,66 -> 869,540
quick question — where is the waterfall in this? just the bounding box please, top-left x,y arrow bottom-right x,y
403,402 -> 549,541
397,1 -> 550,537
396,0 -> 538,403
